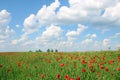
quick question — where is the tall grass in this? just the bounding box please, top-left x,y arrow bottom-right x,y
0,51 -> 120,80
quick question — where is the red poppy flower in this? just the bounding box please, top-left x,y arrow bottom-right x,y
34,66 -> 37,69
42,74 -> 45,79
109,60 -> 114,64
117,68 -> 120,71
7,68 -> 11,73
76,77 -> 80,80
65,75 -> 69,79
60,63 -> 64,67
118,59 -> 120,62
48,60 -> 51,63
17,62 -> 21,67
56,58 -> 59,62
57,74 -> 60,79
82,60 -> 87,64
105,68 -> 109,72
82,69 -> 86,72
70,78 -> 74,80
88,63 -> 93,68
0,64 -> 2,68
90,69 -> 95,72
99,65 -> 104,69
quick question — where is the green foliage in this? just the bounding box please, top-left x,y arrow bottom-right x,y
55,49 -> 58,52
36,49 -> 42,52
47,49 -> 50,52
0,51 -> 120,80
51,49 -> 54,52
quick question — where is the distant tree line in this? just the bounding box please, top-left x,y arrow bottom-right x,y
29,49 -> 58,52
47,49 -> 58,52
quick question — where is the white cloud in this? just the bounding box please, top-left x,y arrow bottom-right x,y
90,1 -> 120,29
11,34 -> 28,45
66,24 -> 87,41
57,0 -> 119,25
103,2 -> 120,18
86,34 -> 97,38
0,10 -> 15,44
103,39 -> 110,47
116,44 -> 120,48
66,24 -> 87,37
2,0 -> 120,52
0,10 -> 11,26
81,38 -> 93,45
36,24 -> 62,42
21,0 -> 60,37
22,0 -> 120,38
110,32 -> 120,38
16,24 -> 20,28
57,5 -> 88,24
36,0 -> 60,25
23,14 -> 40,34
10,0 -> 61,51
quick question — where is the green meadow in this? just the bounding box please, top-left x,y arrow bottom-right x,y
0,51 -> 120,80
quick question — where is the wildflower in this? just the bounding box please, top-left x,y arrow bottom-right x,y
82,69 -> 86,72
60,63 -> 64,67
7,68 -> 11,73
88,63 -> 93,68
117,68 -> 120,71
118,59 -> 120,62
65,75 -> 69,79
109,60 -> 114,65
105,68 -> 109,72
56,58 -> 59,62
90,69 -> 95,72
48,60 -> 51,63
70,78 -> 74,80
99,65 -> 104,69
57,74 -> 60,79
42,74 -> 45,79
100,62 -> 104,65
34,66 -> 37,69
82,60 -> 87,64
0,64 -> 2,68
17,62 -> 21,67
76,77 -> 80,80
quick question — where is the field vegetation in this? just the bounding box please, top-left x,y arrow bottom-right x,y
0,51 -> 120,80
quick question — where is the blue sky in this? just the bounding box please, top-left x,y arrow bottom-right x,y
0,0 -> 120,52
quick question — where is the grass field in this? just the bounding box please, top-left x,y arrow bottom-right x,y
0,51 -> 120,80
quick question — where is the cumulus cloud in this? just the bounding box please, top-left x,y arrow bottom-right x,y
110,32 -> 120,38
11,34 -> 28,45
23,14 -> 40,34
66,24 -> 87,41
66,24 -> 87,37
0,10 -> 11,26
86,34 -> 97,38
90,1 -> 120,29
36,0 -> 60,25
0,10 -> 15,44
22,0 -> 120,38
2,0 -> 120,51
81,38 -> 93,45
57,0 -> 120,27
103,39 -> 110,47
36,24 -> 62,43
23,0 -> 60,35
